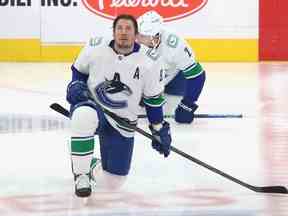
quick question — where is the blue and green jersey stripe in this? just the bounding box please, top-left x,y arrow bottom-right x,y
143,95 -> 166,107
183,62 -> 204,79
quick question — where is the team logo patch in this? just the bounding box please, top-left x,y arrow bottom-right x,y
94,73 -> 132,109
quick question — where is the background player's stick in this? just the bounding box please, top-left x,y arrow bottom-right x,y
138,113 -> 243,119
49,103 -> 243,119
48,103 -> 243,119
50,102 -> 288,194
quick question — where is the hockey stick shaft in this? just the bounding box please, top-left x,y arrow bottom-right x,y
138,113 -> 243,119
50,103 -> 288,194
48,103 -> 242,119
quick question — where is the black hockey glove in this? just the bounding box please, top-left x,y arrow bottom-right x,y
149,121 -> 172,157
175,100 -> 198,123
66,81 -> 89,106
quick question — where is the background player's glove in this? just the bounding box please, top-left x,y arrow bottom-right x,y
149,121 -> 172,157
66,81 -> 89,106
175,100 -> 198,123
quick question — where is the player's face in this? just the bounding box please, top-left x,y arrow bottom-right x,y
137,33 -> 160,49
114,19 -> 136,49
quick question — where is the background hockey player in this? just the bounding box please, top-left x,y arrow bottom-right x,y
137,11 -> 206,124
66,14 -> 172,198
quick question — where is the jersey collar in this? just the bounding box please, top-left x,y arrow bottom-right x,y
109,40 -> 140,56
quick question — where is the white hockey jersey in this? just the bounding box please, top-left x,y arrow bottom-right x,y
153,29 -> 204,84
73,37 -> 165,137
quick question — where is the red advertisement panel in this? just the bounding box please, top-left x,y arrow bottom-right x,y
259,0 -> 288,60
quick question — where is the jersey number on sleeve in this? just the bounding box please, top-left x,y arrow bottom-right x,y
146,48 -> 160,61
184,47 -> 192,57
159,69 -> 164,82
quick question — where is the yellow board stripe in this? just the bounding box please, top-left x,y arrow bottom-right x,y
0,39 -> 40,61
41,45 -> 82,62
186,39 -> 258,62
0,38 -> 258,62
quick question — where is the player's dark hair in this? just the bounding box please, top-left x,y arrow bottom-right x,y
113,14 -> 138,34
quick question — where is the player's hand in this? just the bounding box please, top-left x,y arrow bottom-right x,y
175,100 -> 198,123
149,121 -> 171,157
66,81 -> 89,106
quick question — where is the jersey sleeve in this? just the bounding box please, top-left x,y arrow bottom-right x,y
73,44 -> 91,75
166,34 -> 204,79
142,56 -> 166,107
173,37 -> 196,69
73,37 -> 103,75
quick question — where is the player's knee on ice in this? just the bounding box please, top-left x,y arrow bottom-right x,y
99,126 -> 134,175
92,168 -> 127,191
71,106 -> 99,136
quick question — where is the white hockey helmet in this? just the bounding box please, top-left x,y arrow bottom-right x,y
137,11 -> 163,36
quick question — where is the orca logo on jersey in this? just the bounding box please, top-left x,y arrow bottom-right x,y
95,73 -> 132,109
82,0 -> 207,22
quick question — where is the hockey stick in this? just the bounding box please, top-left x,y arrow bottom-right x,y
138,113 -> 243,119
50,102 -> 288,194
50,103 -> 70,118
49,103 -> 243,119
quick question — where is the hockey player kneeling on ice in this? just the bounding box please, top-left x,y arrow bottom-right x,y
137,11 -> 206,124
66,14 -> 172,198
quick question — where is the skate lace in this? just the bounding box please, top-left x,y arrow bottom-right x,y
90,158 -> 101,171
76,174 -> 90,189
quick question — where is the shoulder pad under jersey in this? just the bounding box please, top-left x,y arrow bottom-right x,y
89,36 -> 104,47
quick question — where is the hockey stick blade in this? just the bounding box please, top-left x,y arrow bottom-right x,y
170,146 -> 288,194
50,103 -> 70,118
50,102 -> 288,194
252,186 -> 288,194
